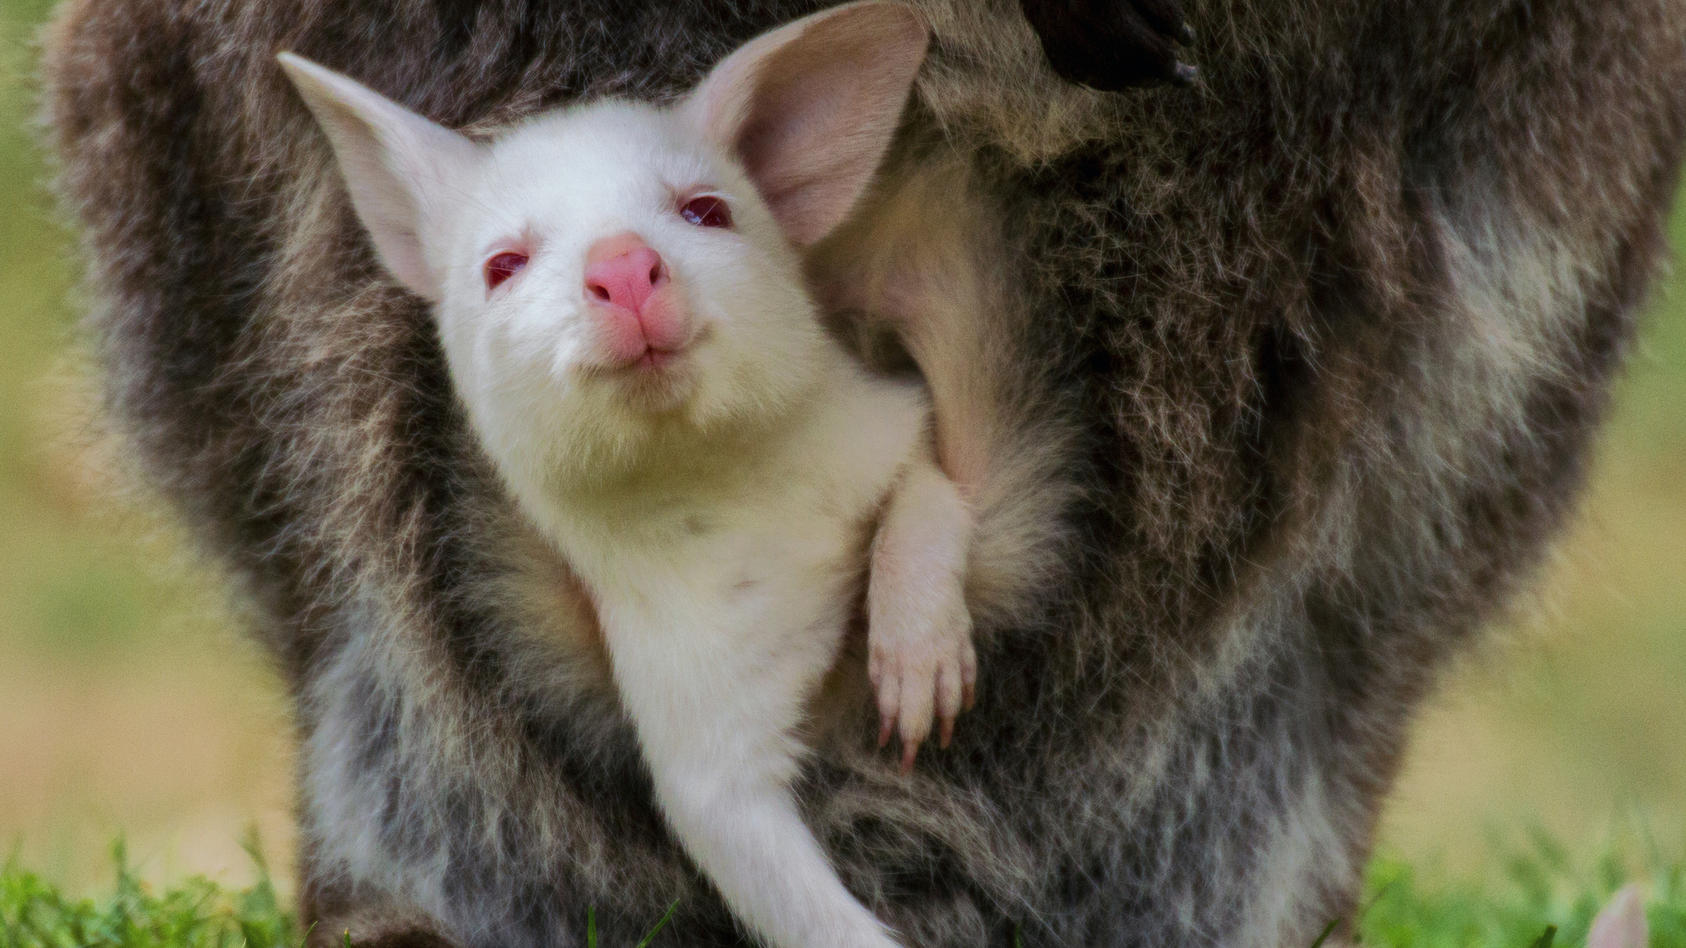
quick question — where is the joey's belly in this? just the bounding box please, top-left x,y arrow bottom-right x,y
564,516 -> 876,749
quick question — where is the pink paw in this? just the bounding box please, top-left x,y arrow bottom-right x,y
867,593 -> 975,774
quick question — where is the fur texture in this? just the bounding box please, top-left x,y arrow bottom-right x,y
40,0 -> 1686,945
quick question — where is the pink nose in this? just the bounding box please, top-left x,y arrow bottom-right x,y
584,235 -> 668,314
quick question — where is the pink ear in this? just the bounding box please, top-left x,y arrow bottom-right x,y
681,2 -> 929,247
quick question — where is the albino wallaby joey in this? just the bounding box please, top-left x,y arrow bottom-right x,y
279,5 -> 968,946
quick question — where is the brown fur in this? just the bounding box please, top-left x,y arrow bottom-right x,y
40,0 -> 1686,945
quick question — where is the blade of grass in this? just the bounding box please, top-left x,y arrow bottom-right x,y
634,900 -> 680,947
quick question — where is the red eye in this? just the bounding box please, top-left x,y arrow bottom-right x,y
484,251 -> 528,291
679,195 -> 732,229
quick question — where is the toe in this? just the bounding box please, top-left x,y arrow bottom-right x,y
936,665 -> 964,748
876,674 -> 900,749
898,665 -> 937,749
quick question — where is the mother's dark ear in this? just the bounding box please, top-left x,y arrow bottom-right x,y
1019,0 -> 1197,90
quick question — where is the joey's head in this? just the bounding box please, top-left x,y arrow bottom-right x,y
278,2 -> 928,484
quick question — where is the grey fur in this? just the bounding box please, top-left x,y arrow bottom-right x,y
39,0 -> 1686,945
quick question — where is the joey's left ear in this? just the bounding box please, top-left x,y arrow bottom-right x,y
680,2 -> 929,247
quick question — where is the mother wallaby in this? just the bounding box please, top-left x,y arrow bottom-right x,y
41,0 -> 1686,945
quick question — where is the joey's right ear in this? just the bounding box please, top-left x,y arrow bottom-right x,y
277,53 -> 482,301
680,2 -> 929,248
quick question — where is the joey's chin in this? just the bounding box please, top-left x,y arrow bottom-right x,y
581,349 -> 701,413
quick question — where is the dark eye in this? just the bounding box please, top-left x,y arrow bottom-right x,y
484,251 -> 528,291
679,195 -> 732,229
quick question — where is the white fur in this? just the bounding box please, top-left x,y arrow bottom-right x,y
279,6 -> 970,946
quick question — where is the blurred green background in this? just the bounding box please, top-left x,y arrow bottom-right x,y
1,0 -> 1681,898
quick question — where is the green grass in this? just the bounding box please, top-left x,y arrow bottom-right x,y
0,843 -> 298,948
4,839 -> 1685,948
1358,833 -> 1686,947
0,843 -> 683,948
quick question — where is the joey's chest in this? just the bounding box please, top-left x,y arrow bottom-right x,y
563,486 -> 873,615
